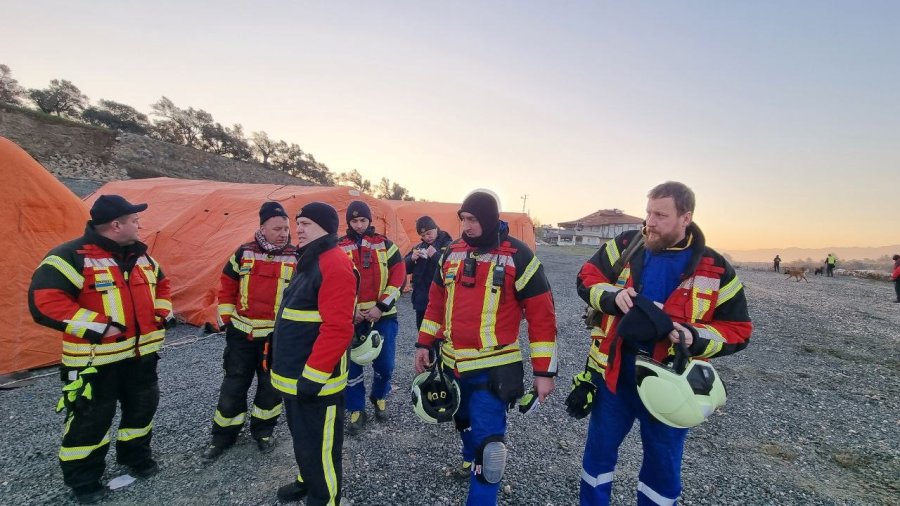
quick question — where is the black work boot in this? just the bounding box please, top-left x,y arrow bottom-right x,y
256,436 -> 277,454
371,397 -> 388,422
347,410 -> 367,435
201,441 -> 232,462
276,480 -> 307,502
73,483 -> 108,504
131,458 -> 160,478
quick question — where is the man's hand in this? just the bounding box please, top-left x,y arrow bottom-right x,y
668,322 -> 693,347
533,376 -> 555,402
364,307 -> 383,322
353,309 -> 366,325
615,287 -> 638,314
414,348 -> 433,374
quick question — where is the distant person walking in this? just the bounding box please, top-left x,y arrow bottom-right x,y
773,255 -> 781,273
826,253 -> 837,277
892,254 -> 900,303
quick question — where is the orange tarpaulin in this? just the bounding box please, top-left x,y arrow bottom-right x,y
85,178 -> 410,327
378,200 -> 536,252
0,137 -> 90,375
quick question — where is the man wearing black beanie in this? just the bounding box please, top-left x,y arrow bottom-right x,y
404,215 -> 453,329
338,200 -> 406,433
413,189 -> 558,504
203,200 -> 298,463
272,200 -> 357,504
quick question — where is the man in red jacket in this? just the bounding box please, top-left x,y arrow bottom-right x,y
29,195 -> 174,504
272,202 -> 358,506
338,201 -> 406,432
202,201 -> 299,461
414,190 -> 557,505
891,254 -> 900,302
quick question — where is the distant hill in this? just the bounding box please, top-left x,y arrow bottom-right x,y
721,245 -> 900,263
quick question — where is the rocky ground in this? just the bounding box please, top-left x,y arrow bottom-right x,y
0,246 -> 897,505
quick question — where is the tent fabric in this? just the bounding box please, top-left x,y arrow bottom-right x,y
84,178 -> 410,327
378,200 -> 536,253
0,136 -> 90,375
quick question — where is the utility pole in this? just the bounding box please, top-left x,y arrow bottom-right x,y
521,194 -> 528,213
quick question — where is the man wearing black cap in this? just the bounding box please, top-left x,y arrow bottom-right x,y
338,200 -> 406,431
413,190 -> 558,505
201,201 -> 299,462
575,181 -> 752,505
271,202 -> 358,505
29,194 -> 174,503
404,215 -> 453,329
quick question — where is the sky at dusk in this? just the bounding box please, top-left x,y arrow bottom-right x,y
2,1 -> 898,250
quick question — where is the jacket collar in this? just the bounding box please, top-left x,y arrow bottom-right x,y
345,226 -> 375,242
297,234 -> 338,269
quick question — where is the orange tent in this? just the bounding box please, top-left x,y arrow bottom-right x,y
0,137 -> 90,375
85,178 -> 410,327
379,200 -> 536,252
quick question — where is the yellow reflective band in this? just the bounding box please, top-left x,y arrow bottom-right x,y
282,308 -> 323,322
454,350 -> 522,373
214,410 -> 247,428
317,371 -> 348,396
451,342 -> 520,359
229,254 -> 240,273
385,243 -> 399,259
515,257 -> 540,292
218,304 -> 236,317
479,261 -> 501,348
322,404 -> 338,502
59,434 -> 110,461
251,403 -> 283,420
155,299 -> 173,312
64,308 -> 106,337
603,239 -> 621,269
589,284 -> 617,310
420,319 -> 440,336
302,364 -> 331,384
274,264 -> 293,315
530,341 -> 557,358
717,277 -> 742,307
118,423 -> 152,442
40,255 -> 85,289
271,371 -> 298,395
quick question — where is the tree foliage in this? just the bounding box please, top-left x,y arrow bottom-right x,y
28,79 -> 88,117
251,131 -> 280,167
149,96 -> 213,148
0,64 -> 26,106
375,177 -> 415,201
335,169 -> 373,193
200,122 -> 253,160
82,99 -> 150,134
271,143 -> 334,185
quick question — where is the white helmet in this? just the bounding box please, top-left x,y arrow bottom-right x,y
635,340 -> 727,428
350,329 -> 383,366
411,363 -> 460,424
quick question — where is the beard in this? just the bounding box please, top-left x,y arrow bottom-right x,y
644,229 -> 682,253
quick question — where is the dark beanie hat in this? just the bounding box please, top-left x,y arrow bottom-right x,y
416,216 -> 438,234
296,202 -> 339,234
346,200 -> 372,223
617,294 -> 675,344
90,194 -> 148,225
259,201 -> 289,225
458,191 -> 500,233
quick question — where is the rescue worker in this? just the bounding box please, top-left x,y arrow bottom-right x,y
413,190 -> 557,506
773,254 -> 781,273
202,202 -> 299,461
28,195 -> 174,504
404,215 -> 453,329
892,254 -> 900,303
338,201 -> 406,431
575,181 -> 752,505
271,202 -> 358,505
826,253 -> 837,277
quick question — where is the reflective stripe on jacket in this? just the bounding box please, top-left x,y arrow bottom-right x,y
217,240 -> 298,338
271,234 -> 358,398
28,223 -> 173,367
338,229 -> 405,317
417,226 -> 557,377
576,225 -> 751,392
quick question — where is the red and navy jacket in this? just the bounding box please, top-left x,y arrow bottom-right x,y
338,227 -> 405,318
417,223 -> 558,377
217,239 -> 299,339
28,223 -> 174,368
271,234 -> 358,398
577,224 -> 752,392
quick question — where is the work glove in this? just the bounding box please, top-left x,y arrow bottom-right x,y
56,367 -> 98,413
565,370 -> 597,419
518,389 -> 539,415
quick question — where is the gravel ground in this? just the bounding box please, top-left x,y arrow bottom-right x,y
1,245 -> 898,505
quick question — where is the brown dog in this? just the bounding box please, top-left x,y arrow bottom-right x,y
784,267 -> 809,282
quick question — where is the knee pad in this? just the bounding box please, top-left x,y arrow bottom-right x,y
475,436 -> 507,484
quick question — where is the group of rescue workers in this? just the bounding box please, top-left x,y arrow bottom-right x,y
28,181 -> 752,506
